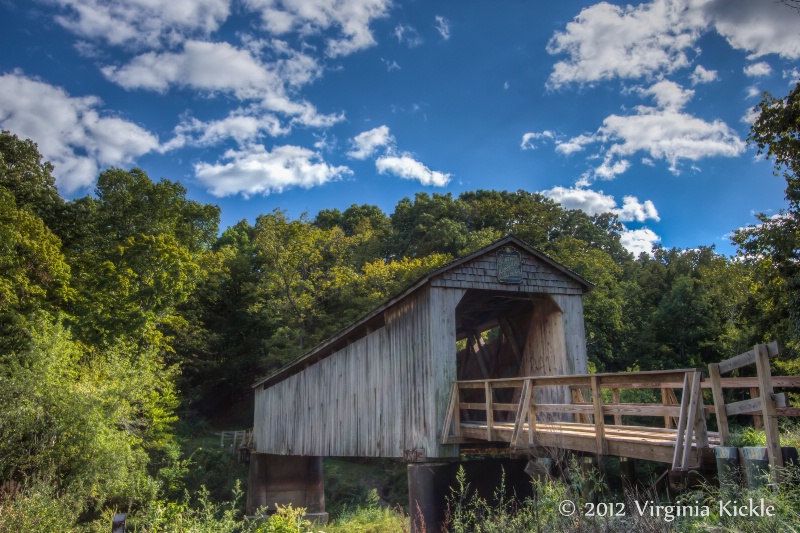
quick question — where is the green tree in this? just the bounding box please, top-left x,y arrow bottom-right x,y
66,168 -> 220,347
0,131 -> 63,228
733,82 -> 800,355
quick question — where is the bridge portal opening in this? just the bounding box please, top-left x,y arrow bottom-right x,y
455,289 -> 573,422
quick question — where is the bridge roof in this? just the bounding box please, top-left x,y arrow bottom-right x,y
252,236 -> 593,389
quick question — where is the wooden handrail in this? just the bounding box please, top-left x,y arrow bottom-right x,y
442,369 -> 708,470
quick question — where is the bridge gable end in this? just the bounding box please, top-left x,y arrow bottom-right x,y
430,244 -> 584,295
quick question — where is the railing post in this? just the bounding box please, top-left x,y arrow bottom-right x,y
441,381 -> 460,445
511,379 -> 530,447
680,370 -> 702,471
590,375 -> 607,455
708,363 -> 729,445
611,388 -> 622,426
528,381 -> 537,446
672,372 -> 691,470
485,381 -> 495,441
661,388 -> 672,428
755,343 -> 784,481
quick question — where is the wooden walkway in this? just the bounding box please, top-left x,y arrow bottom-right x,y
441,343 -> 800,474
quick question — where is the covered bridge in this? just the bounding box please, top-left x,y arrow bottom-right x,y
247,236 -> 593,519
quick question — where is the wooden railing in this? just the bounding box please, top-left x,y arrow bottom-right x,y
708,342 -> 800,481
216,428 -> 254,456
441,369 -> 708,471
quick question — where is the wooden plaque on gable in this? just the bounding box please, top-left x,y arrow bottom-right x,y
496,246 -> 522,283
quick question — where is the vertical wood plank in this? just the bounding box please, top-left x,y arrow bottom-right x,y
681,371 -> 701,471
672,373 -> 691,470
511,379 -> 531,447
611,388 -> 622,426
591,375 -> 607,455
750,387 -> 763,429
485,381 -> 495,441
661,387 -> 672,429
708,363 -> 729,446
755,343 -> 784,479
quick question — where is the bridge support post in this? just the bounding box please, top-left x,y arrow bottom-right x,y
408,457 -> 534,533
408,462 -> 454,533
246,453 -> 327,523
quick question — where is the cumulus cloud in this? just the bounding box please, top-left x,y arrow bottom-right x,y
48,0 -> 231,49
194,144 -> 351,197
347,126 -> 450,186
104,40 -> 305,96
103,40 -> 341,131
541,186 -> 660,222
557,79 -> 745,183
0,72 -> 159,193
546,0 -> 800,88
744,62 -> 772,77
556,134 -> 594,155
741,105 -> 760,125
243,0 -> 392,57
546,0 -> 702,88
435,16 -> 451,40
162,108 -> 290,151
690,65 -> 718,84
375,154 -> 451,186
638,79 -> 694,109
520,131 -> 556,150
347,125 -> 394,159
702,0 -> 800,59
620,227 -> 661,256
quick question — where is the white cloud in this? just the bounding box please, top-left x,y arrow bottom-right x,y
556,134 -> 594,155
102,40 -> 341,131
435,15 -> 450,40
620,228 -> 661,256
520,131 -> 555,150
163,108 -> 289,151
690,65 -> 718,84
348,125 -> 394,159
194,144 -> 351,197
546,0 -> 702,88
638,79 -> 694,109
741,105 -> 760,125
744,62 -> 772,77
541,186 -> 660,222
546,0 -> 800,89
745,85 -> 762,99
0,72 -> 158,193
243,0 -> 392,57
48,0 -> 231,49
562,79 -> 745,183
394,24 -> 423,47
375,154 -> 450,186
104,40 -> 289,96
702,0 -> 800,59
381,58 -> 401,72
784,69 -> 800,84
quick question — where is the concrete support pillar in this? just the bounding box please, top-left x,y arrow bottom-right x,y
408,457 -> 533,533
619,457 -> 636,487
408,462 -> 454,533
246,453 -> 328,523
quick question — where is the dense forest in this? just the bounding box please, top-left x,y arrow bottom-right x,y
0,83 -> 798,531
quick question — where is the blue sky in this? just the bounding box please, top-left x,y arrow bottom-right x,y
1,0 -> 799,255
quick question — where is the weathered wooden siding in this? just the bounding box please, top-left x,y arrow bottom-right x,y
430,250 -> 583,295
254,286 -> 465,458
519,297 -> 570,408
551,294 -> 589,375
